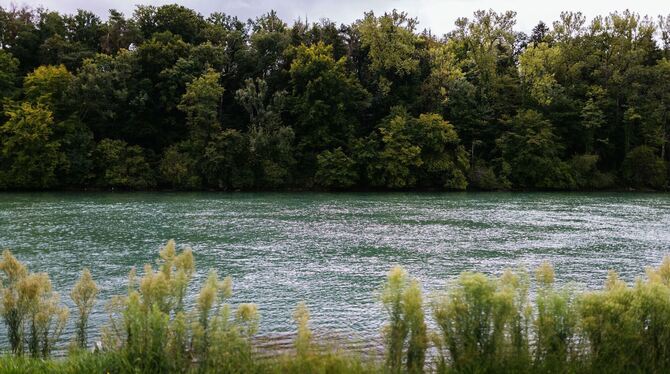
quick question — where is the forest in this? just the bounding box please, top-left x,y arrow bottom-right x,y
0,4 -> 669,191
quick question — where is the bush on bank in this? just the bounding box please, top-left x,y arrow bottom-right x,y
2,240 -> 670,373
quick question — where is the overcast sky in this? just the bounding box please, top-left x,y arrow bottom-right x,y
7,0 -> 670,35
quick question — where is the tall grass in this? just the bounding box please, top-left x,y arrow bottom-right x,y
2,241 -> 670,373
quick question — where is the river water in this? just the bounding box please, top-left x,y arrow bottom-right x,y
1,192 -> 669,345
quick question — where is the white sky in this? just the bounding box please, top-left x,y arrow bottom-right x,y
6,0 -> 670,35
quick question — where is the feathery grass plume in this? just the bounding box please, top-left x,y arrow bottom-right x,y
578,256 -> 670,372
381,266 -> 408,372
499,269 -> 532,370
1,251 -> 68,358
22,273 -> 69,358
432,270 -> 531,372
194,270 -> 234,366
236,303 -> 260,338
70,268 -> 98,349
403,279 -> 427,374
157,239 -> 195,312
578,271 -> 640,371
294,301 -> 312,357
533,262 -> 577,372
100,240 -> 201,373
202,301 -> 259,372
34,291 -> 69,358
381,266 -> 427,373
166,311 -> 188,372
0,249 -> 29,354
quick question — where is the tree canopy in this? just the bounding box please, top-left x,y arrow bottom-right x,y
0,5 -> 668,190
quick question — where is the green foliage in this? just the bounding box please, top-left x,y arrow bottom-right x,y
468,160 -> 508,190
533,263 -> 578,371
374,108 -> 469,190
0,102 -> 66,189
498,110 -> 576,189
236,78 -> 296,188
289,42 -> 370,177
381,266 -> 427,373
315,148 -> 358,189
23,65 -> 73,110
570,154 -> 615,189
432,270 -> 531,372
0,50 -> 19,99
178,69 -> 224,144
0,250 -> 68,357
519,43 -> 563,106
93,139 -> 156,189
5,243 -> 670,372
358,10 -> 420,77
203,129 -> 254,190
70,269 -> 98,349
377,110 -> 422,189
159,141 -> 202,189
0,5 -> 668,190
622,145 -> 667,189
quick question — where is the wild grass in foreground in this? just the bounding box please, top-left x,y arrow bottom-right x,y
2,240 -> 670,373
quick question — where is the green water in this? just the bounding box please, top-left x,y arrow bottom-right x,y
1,192 -> 669,344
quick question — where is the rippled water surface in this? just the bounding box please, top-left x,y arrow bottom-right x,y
1,192 -> 669,343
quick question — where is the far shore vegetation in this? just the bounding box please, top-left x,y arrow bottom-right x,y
0,5 -> 669,192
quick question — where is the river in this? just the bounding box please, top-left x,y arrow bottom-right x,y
1,192 -> 669,345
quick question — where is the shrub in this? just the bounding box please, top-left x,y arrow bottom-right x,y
315,147 -> 359,189
570,154 -> 615,189
6,242 -> 670,373
622,145 -> 667,189
468,160 -> 506,190
432,270 -> 532,372
70,269 -> 98,349
0,250 -> 68,357
94,139 -> 156,189
381,266 -> 427,373
159,141 -> 202,190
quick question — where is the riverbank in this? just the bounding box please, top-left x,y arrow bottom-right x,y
3,240 -> 670,373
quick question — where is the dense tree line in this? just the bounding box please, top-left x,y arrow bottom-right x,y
0,4 -> 668,190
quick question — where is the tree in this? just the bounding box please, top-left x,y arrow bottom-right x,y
580,88 -> 607,154
23,64 -> 73,111
94,139 -> 155,189
249,11 -> 290,79
159,141 -> 202,190
288,42 -> 370,178
358,10 -> 420,77
236,78 -> 295,187
413,113 -> 469,190
374,108 -> 469,190
315,148 -> 358,189
377,109 -> 422,188
69,51 -> 134,140
135,4 -> 205,44
0,102 -> 65,189
497,110 -> 575,189
101,10 -> 140,54
622,146 -> 667,189
202,130 -> 253,190
178,69 -> 224,144
0,50 -> 19,99
519,42 -> 563,106
65,10 -> 104,51
0,5 -> 669,192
